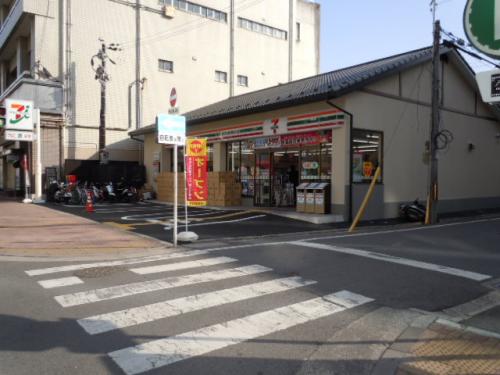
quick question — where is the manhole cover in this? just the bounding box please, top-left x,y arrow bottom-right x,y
74,266 -> 124,278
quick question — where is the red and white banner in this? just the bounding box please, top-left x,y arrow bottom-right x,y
186,138 -> 208,206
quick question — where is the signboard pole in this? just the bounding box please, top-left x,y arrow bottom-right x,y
22,153 -> 32,204
173,144 -> 178,247
34,109 -> 44,203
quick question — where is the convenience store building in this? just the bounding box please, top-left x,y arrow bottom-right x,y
131,46 -> 500,221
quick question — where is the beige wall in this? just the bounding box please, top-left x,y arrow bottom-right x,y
346,58 -> 500,217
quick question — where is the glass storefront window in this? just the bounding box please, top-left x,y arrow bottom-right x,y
300,147 -> 321,180
240,140 -> 255,197
207,144 -> 214,172
352,129 -> 383,183
320,142 -> 332,181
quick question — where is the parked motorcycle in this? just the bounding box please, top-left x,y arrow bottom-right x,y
399,199 -> 426,222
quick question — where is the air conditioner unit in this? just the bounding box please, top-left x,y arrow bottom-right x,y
163,5 -> 175,18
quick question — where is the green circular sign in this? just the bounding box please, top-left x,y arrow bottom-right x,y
464,0 -> 500,57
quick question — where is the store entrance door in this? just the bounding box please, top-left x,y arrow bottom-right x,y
272,149 -> 299,207
254,149 -> 299,207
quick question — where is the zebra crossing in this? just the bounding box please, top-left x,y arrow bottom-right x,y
25,250 -> 374,375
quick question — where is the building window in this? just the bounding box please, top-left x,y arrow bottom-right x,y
296,22 -> 301,41
158,59 -> 173,73
352,129 -> 383,183
160,0 -> 227,23
238,17 -> 287,40
226,140 -> 255,197
215,70 -> 227,83
237,75 -> 248,87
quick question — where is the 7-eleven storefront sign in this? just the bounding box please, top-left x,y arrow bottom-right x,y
186,138 -> 208,206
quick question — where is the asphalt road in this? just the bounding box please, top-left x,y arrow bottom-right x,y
45,201 -> 335,242
1,213 -> 499,374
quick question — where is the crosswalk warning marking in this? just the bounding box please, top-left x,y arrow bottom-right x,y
78,276 -> 317,335
108,290 -> 374,375
130,256 -> 237,275
54,265 -> 272,307
25,250 -> 209,277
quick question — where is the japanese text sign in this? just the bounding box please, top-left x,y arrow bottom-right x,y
157,114 -> 186,145
186,138 -> 208,206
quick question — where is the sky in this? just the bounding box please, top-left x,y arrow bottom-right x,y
317,0 -> 493,73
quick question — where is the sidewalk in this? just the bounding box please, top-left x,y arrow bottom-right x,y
0,198 -> 168,258
395,322 -> 500,375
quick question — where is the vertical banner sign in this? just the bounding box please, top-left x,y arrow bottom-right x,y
186,138 -> 208,206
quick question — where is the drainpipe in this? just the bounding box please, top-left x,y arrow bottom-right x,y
326,100 -> 353,224
128,80 -> 137,130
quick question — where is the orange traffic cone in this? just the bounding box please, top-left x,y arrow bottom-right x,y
85,191 -> 95,213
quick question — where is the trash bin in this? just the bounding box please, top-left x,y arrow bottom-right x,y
296,183 -> 309,212
313,183 -> 330,214
305,183 -> 319,213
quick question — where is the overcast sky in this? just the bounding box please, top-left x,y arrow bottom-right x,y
317,0 -> 493,73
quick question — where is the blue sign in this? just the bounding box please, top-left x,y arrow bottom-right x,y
157,114 -> 186,145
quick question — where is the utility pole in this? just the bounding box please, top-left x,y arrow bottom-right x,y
427,1 -> 441,225
91,39 -> 121,163
136,0 -> 141,128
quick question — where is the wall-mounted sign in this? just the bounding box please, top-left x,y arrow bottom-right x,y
186,138 -> 208,206
254,131 -> 332,150
5,99 -> 33,131
5,130 -> 36,142
475,69 -> 500,103
157,114 -> 186,145
263,117 -> 287,136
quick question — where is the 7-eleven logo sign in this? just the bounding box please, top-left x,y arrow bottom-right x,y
5,99 -> 33,131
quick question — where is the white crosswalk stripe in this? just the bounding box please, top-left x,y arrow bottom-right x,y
78,276 -> 316,335
54,265 -> 272,307
38,276 -> 83,289
24,254 -> 374,375
108,290 -> 374,375
25,250 -> 209,277
130,256 -> 237,275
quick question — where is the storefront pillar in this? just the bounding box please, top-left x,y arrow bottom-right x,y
331,124 -> 349,219
213,142 -> 226,172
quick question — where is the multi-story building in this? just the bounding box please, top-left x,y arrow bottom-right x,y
0,0 -> 320,194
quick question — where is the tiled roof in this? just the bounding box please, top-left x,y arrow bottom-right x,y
130,45 -> 457,136
185,45 -> 452,124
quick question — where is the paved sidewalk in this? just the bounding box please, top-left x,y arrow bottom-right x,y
393,322 -> 500,375
0,199 -> 167,257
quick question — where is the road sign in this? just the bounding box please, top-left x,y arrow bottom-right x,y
475,69 -> 500,103
5,99 -> 33,131
5,130 -> 36,142
464,0 -> 500,58
157,114 -> 186,145
170,87 -> 177,107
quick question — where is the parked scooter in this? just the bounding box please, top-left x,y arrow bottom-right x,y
399,199 -> 426,222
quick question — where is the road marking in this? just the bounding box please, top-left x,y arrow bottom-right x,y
108,290 -> 373,375
54,265 -> 272,307
78,276 -> 316,335
164,215 -> 266,229
38,276 -> 84,289
306,217 -> 500,242
290,241 -> 491,282
25,250 -> 209,277
130,256 -> 238,275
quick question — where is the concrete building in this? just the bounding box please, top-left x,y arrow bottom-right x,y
132,46 -> 500,221
0,0 -> 320,194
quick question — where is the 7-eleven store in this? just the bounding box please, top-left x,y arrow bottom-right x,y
132,101 -> 350,218
188,108 -> 345,208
